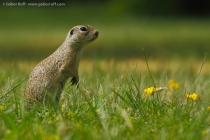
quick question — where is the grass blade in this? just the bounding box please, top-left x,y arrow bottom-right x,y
142,48 -> 156,87
0,78 -> 27,99
81,91 -> 103,129
111,89 -> 131,106
192,53 -> 207,93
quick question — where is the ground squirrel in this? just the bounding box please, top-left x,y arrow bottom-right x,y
25,25 -> 99,107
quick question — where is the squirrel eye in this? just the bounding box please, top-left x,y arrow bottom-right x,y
80,27 -> 87,31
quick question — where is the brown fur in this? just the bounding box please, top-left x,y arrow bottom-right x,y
25,25 -> 99,107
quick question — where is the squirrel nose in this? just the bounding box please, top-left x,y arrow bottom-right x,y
95,31 -> 99,36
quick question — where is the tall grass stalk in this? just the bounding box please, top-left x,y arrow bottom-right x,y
192,53 -> 207,93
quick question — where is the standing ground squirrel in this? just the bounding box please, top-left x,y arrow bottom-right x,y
25,25 -> 99,107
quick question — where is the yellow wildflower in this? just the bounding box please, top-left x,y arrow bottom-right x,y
168,79 -> 180,89
186,93 -> 199,101
144,87 -> 156,95
43,135 -> 59,140
202,130 -> 208,135
0,105 -> 4,111
144,87 -> 165,95
208,106 -> 210,111
7,130 -> 11,134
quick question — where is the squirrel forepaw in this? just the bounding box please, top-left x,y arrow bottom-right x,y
71,77 -> 79,88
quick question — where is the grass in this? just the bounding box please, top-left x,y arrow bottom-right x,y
1,57 -> 210,140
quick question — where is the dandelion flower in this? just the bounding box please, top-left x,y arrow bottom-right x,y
186,93 -> 199,101
208,106 -> 210,111
168,79 -> 180,89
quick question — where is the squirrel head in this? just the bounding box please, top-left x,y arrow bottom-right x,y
66,25 -> 99,47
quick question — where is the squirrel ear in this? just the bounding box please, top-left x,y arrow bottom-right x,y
70,29 -> 74,36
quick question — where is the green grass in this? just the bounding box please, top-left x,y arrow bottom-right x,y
1,57 -> 210,140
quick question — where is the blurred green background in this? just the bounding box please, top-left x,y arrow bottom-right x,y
0,0 -> 210,60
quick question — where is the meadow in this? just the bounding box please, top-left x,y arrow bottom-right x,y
1,57 -> 210,139
1,6 -> 210,140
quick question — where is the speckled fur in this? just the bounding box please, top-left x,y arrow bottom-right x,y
25,25 -> 99,107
